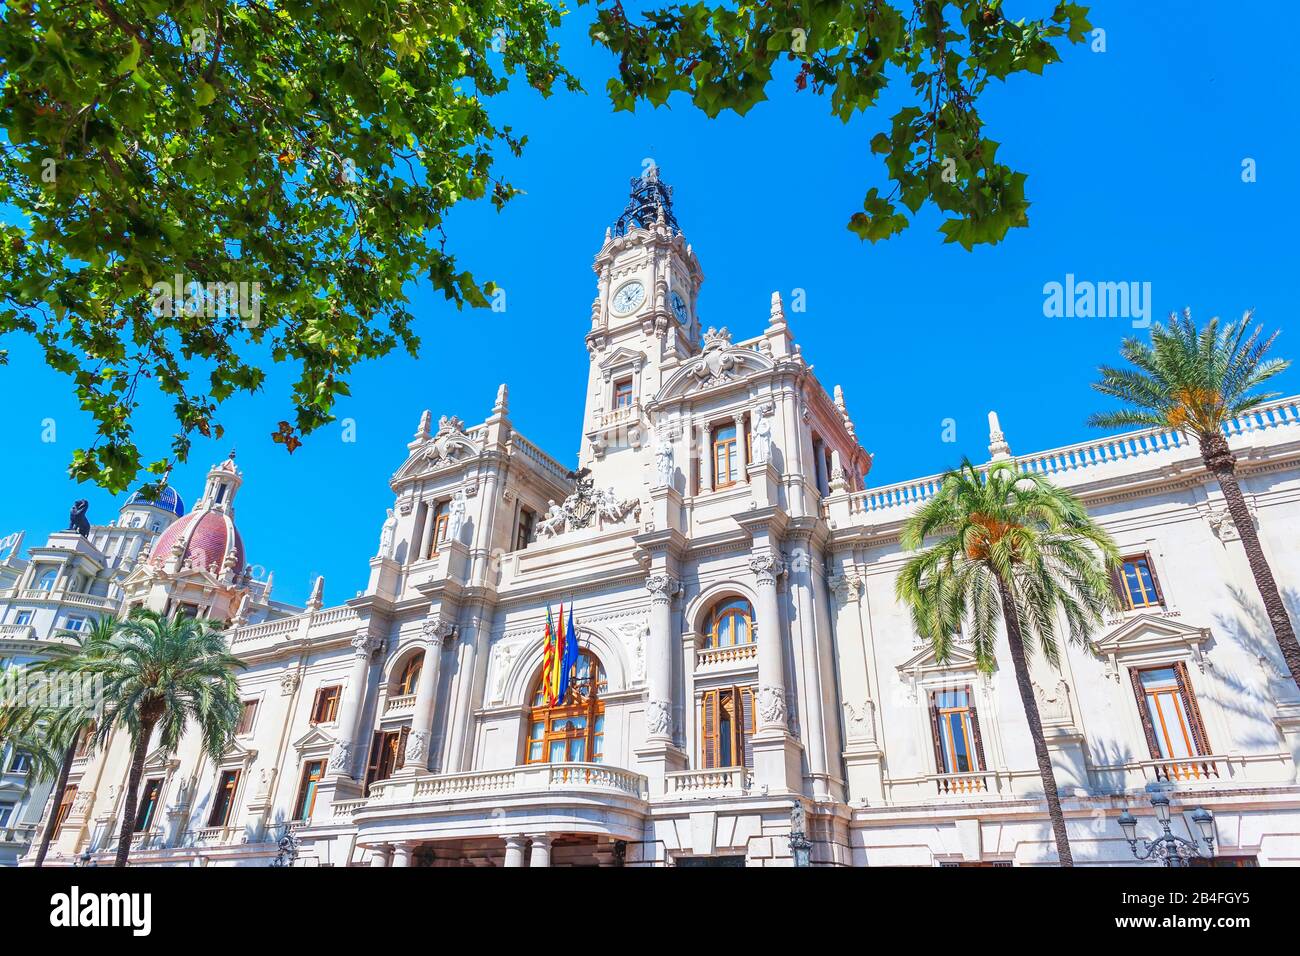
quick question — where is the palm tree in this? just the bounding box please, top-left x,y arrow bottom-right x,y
43,610 -> 244,867
1091,309 -> 1299,688
0,618 -> 112,867
897,460 -> 1120,866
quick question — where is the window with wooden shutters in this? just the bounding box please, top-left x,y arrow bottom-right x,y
294,760 -> 326,821
53,785 -> 77,837
929,687 -> 986,793
311,685 -> 341,724
524,652 -> 606,765
208,770 -> 241,827
700,686 -> 756,769
364,727 -> 409,790
428,500 -> 451,558
236,699 -> 258,735
1117,553 -> 1164,609
713,424 -> 739,487
134,778 -> 163,832
1131,664 -> 1214,781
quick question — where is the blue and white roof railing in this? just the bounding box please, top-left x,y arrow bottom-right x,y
124,484 -> 186,518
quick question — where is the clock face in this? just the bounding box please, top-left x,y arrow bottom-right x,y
670,291 -> 689,324
611,280 -> 646,315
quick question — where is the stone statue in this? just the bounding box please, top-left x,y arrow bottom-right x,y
595,487 -> 641,527
377,508 -> 397,559
751,409 -> 773,464
67,499 -> 90,537
537,500 -> 567,539
653,434 -> 674,488
445,490 -> 468,545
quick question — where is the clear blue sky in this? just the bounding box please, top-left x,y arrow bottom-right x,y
3,1 -> 1298,606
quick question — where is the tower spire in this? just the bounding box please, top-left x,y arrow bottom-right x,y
614,164 -> 681,236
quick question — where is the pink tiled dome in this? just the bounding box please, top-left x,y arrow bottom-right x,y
149,510 -> 244,573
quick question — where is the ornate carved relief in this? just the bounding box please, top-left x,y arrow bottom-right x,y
758,684 -> 788,728
645,698 -> 673,737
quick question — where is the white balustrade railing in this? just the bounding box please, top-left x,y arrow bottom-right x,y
696,643 -> 758,667
930,771 -> 993,796
666,767 -> 752,796
848,396 -> 1300,519
383,694 -> 416,715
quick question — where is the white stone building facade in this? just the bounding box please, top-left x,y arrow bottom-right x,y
15,173 -> 1300,867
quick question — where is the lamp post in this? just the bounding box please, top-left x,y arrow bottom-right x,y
789,802 -> 813,868
1117,794 -> 1215,867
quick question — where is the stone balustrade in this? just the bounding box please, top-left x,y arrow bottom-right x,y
383,693 -> 416,715
696,642 -> 758,668
665,767 -> 753,797
362,762 -> 648,808
846,396 -> 1300,520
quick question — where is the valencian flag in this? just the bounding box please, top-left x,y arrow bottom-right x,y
557,607 -> 580,701
550,603 -> 567,704
540,605 -> 558,706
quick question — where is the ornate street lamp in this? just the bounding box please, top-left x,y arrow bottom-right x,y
789,803 -> 813,868
1118,794 -> 1215,867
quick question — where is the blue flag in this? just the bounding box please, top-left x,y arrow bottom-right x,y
557,609 -> 580,700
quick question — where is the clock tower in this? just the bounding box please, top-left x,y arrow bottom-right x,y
580,167 -> 704,495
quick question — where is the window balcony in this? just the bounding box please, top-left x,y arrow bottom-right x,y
696,643 -> 758,668
0,624 -> 35,641
1138,755 -> 1226,784
929,771 -> 997,797
665,767 -> 753,798
383,693 -> 417,716
358,762 -> 648,810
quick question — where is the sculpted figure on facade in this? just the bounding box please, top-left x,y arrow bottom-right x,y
445,489 -> 468,545
377,508 -> 397,559
751,405 -> 774,464
537,499 -> 567,540
652,432 -> 674,488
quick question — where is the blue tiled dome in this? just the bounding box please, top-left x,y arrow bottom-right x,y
125,485 -> 186,517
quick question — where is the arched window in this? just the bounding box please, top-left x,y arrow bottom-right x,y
396,655 -> 422,696
37,569 -> 57,591
704,597 -> 754,648
525,651 -> 606,765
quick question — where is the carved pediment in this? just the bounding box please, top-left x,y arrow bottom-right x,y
391,428 -> 482,485
655,341 -> 774,401
896,640 -> 982,678
142,745 -> 181,774
292,725 -> 336,754
1093,613 -> 1212,677
597,346 -> 646,380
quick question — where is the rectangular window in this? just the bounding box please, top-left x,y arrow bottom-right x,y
207,770 -> 241,827
700,686 -> 755,769
1132,663 -> 1212,780
311,686 -> 341,724
134,779 -> 163,832
53,785 -> 77,837
514,508 -> 536,552
8,750 -> 31,774
929,687 -> 985,776
14,611 -> 32,626
364,728 -> 408,791
712,424 -> 739,488
1118,554 -> 1163,609
1189,855 -> 1258,868
428,501 -> 450,557
66,615 -> 87,632
294,760 -> 326,821
237,700 -> 258,736
0,802 -> 14,828
613,378 -> 634,409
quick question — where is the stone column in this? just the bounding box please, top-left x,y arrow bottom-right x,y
644,574 -> 679,744
528,834 -> 552,868
698,421 -> 713,494
503,834 -> 528,868
368,845 -> 391,867
390,842 -> 415,867
404,617 -> 454,772
328,630 -> 380,779
735,412 -> 749,482
750,553 -> 788,735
